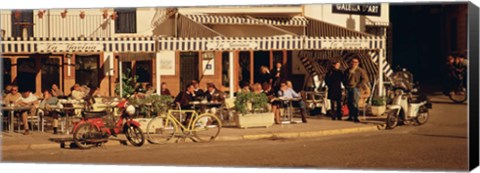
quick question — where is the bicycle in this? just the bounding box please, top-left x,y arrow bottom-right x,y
146,104 -> 222,144
448,76 -> 467,103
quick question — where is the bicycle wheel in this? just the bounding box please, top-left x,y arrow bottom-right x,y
73,123 -> 99,149
125,125 -> 145,147
191,113 -> 222,142
146,116 -> 178,144
449,85 -> 467,103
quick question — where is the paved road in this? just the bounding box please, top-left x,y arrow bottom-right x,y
1,94 -> 468,171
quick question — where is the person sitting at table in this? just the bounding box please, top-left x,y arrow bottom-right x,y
145,83 -> 156,96
51,84 -> 64,97
3,84 -> 13,96
16,90 -> 39,135
160,82 -> 172,97
253,83 -> 263,94
191,80 -> 204,100
38,90 -> 60,134
277,82 -> 308,123
205,83 -> 225,103
238,81 -> 251,93
174,84 -> 195,125
71,84 -> 85,100
3,85 -> 21,105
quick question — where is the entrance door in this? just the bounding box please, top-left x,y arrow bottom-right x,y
253,51 -> 270,84
75,55 -> 100,88
2,58 -> 12,88
238,51 -> 251,85
179,52 -> 199,91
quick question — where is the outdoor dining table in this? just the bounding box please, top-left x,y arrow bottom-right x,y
2,105 -> 34,133
188,101 -> 223,114
272,97 -> 303,124
48,103 -> 85,135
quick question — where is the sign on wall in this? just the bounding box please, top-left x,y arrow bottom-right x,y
206,42 -> 258,50
157,51 -> 176,75
37,43 -> 104,52
332,4 -> 381,16
321,40 -> 370,49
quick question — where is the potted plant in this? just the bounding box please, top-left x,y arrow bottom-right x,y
370,97 -> 386,116
129,94 -> 173,132
234,92 -> 274,128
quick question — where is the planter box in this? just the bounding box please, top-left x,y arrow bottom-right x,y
236,112 -> 274,129
370,105 -> 386,116
133,118 -> 153,133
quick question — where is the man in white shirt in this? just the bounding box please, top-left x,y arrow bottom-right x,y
16,90 -> 39,135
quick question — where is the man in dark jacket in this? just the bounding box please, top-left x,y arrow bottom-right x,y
174,84 -> 195,125
343,57 -> 369,123
325,59 -> 344,120
270,62 -> 286,92
204,83 -> 224,103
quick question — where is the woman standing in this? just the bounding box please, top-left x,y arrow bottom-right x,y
325,59 -> 344,120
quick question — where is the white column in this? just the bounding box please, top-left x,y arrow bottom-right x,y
156,52 -> 162,95
119,60 -> 123,98
378,49 -> 384,97
229,51 -> 234,98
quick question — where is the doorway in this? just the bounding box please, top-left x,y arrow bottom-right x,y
179,52 -> 199,91
253,51 -> 270,84
41,57 -> 61,92
17,58 -> 37,92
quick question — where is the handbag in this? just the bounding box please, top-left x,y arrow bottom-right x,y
342,104 -> 349,116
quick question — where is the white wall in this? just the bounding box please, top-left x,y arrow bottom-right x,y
304,3 -> 389,32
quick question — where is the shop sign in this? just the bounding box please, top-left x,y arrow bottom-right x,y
37,43 -> 104,52
332,4 -> 381,16
206,42 -> 258,50
321,41 -> 369,49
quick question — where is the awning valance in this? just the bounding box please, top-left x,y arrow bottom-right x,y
0,37 -> 156,53
303,36 -> 384,50
185,14 -> 308,27
157,36 -> 303,51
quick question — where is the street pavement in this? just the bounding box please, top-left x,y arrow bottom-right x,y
0,93 -> 469,171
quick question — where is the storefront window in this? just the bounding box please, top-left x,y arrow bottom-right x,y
222,52 -> 230,88
135,61 -> 151,83
17,58 -> 36,92
41,58 -> 60,92
2,58 -> 12,89
238,51 -> 251,84
75,55 -> 99,88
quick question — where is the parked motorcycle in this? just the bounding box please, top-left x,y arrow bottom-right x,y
72,100 -> 145,149
384,68 -> 432,129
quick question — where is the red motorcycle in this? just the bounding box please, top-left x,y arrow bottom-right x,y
72,100 -> 145,149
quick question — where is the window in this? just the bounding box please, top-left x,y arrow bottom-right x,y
17,58 -> 36,92
135,61 -> 152,83
41,58 -> 61,92
2,58 -> 12,88
75,55 -> 99,88
115,9 -> 137,33
11,10 -> 34,37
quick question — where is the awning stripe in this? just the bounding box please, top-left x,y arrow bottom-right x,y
185,14 -> 308,27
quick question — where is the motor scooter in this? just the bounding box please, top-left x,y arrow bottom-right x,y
384,68 -> 432,129
71,100 -> 145,149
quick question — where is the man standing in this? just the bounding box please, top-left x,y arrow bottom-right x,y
270,62 -> 286,92
343,57 -> 369,123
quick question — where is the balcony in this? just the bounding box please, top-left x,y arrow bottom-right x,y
1,12 -> 113,38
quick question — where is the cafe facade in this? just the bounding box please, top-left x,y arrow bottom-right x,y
1,4 -> 393,97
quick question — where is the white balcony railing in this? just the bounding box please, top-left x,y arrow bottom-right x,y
1,13 -> 113,38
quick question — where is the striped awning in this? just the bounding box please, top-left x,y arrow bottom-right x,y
185,14 -> 308,27
157,36 -> 303,51
0,37 -> 156,53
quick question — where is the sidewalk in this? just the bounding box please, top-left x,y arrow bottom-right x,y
1,116 -> 385,151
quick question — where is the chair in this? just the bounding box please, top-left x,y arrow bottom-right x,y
29,107 -> 45,132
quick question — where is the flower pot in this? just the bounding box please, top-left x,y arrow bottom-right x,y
236,112 -> 274,129
370,105 -> 386,116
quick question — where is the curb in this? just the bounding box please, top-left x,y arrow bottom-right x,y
2,126 -> 379,151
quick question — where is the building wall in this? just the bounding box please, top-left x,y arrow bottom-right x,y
304,3 -> 389,32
